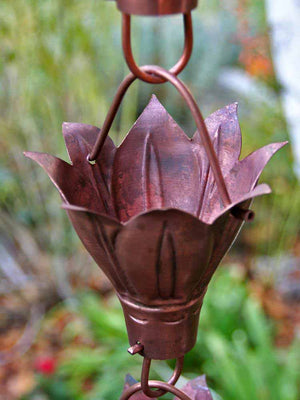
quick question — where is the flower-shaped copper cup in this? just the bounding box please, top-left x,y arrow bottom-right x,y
25,96 -> 286,360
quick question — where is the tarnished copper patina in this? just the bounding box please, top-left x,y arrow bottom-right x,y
24,2 -> 288,398
116,0 -> 198,16
24,95 -> 286,361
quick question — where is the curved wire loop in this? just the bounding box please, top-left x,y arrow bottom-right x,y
122,12 -> 193,84
120,380 -> 191,400
141,357 -> 184,398
88,65 -> 231,207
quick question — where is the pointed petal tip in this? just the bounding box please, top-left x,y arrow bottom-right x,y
62,121 -> 75,136
269,140 -> 288,148
62,122 -> 72,141
204,102 -> 241,128
261,182 -> 272,193
235,182 -> 272,202
62,121 -> 72,131
22,151 -> 71,175
146,94 -> 175,118
148,93 -> 165,110
62,121 -> 101,136
61,203 -> 87,212
280,140 -> 289,147
24,151 -> 44,164
240,141 -> 289,174
118,91 -> 188,150
226,102 -> 239,117
233,101 -> 239,114
254,182 -> 272,196
62,202 -> 121,226
270,140 -> 288,153
23,150 -> 44,160
214,102 -> 239,115
24,151 -> 41,162
229,101 -> 238,110
150,93 -> 159,102
271,140 -> 289,153
23,150 -> 58,160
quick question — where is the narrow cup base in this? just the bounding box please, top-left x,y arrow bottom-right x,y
119,295 -> 203,360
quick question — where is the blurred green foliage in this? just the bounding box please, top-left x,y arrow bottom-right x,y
23,268 -> 300,400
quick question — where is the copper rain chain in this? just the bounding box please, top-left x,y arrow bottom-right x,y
24,0 -> 287,398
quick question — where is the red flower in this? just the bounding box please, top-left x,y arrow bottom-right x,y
34,356 -> 56,375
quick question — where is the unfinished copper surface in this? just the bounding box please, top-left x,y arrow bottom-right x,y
24,96 -> 286,360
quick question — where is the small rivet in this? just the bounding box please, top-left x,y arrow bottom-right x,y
128,343 -> 144,355
231,207 -> 255,222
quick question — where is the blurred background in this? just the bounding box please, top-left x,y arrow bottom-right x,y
0,0 -> 299,399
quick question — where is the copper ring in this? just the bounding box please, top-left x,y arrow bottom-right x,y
88,65 -> 231,207
141,357 -> 184,397
122,12 -> 193,83
116,0 -> 198,16
120,380 -> 191,400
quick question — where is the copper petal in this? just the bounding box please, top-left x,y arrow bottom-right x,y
175,376 -> 213,400
23,152 -> 97,208
62,205 -> 222,304
62,204 -> 127,294
196,102 -> 242,173
63,182 -> 271,301
198,184 -> 272,294
228,141 -> 288,200
201,141 -> 288,222
112,96 -> 203,222
24,122 -> 118,216
63,122 -> 116,216
113,209 -> 219,305
192,103 -> 241,220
